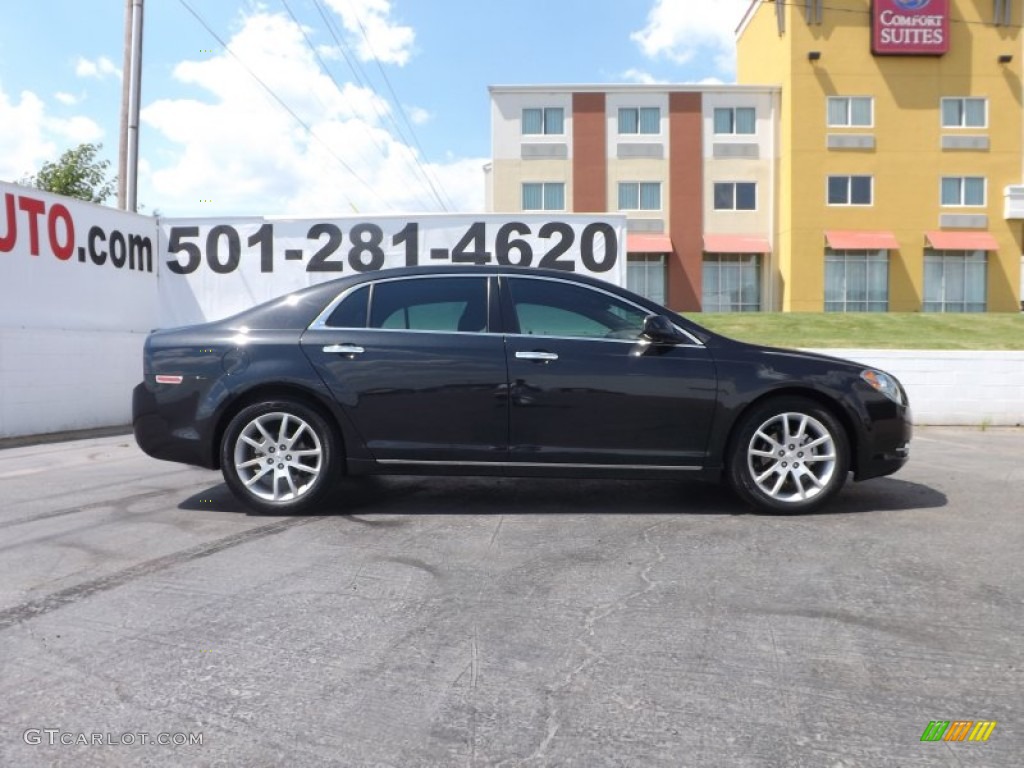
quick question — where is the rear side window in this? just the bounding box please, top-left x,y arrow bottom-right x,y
369,277 -> 488,333
324,286 -> 369,328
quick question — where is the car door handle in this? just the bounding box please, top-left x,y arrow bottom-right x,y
323,344 -> 365,355
515,351 -> 558,362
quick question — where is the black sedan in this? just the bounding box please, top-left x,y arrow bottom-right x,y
133,266 -> 911,514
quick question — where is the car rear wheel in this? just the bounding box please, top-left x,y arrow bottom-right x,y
220,399 -> 339,515
727,397 -> 849,513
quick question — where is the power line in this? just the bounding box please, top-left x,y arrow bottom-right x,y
278,0 -> 438,212
310,0 -> 454,211
176,0 -> 393,212
341,0 -> 455,211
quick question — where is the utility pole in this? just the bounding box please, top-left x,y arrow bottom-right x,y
117,0 -> 144,212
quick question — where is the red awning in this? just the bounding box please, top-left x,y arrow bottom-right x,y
626,233 -> 673,253
925,231 -> 999,250
825,230 -> 899,250
703,234 -> 772,253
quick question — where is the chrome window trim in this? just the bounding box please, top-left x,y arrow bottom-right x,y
308,273 -> 491,332
375,459 -> 701,471
501,273 -> 704,347
306,271 -> 705,347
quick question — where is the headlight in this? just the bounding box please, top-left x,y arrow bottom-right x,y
860,369 -> 904,405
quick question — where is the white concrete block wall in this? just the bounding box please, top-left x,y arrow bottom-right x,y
812,349 -> 1024,426
0,329 -> 146,438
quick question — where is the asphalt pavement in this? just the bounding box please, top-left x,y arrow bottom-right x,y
0,427 -> 1021,767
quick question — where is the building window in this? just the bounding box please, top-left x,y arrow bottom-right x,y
941,176 -> 985,206
713,182 -> 756,211
827,97 -> 873,127
827,175 -> 873,206
924,249 -> 987,312
522,182 -> 565,211
618,182 -> 661,211
627,254 -> 667,305
941,98 -> 987,128
618,107 -> 660,135
702,254 -> 761,312
522,107 -> 564,135
714,107 -> 756,135
824,249 -> 889,312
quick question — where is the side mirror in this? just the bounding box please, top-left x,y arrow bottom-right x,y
641,314 -> 681,344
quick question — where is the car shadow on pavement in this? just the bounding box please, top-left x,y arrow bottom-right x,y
177,474 -> 945,518
794,476 -> 947,516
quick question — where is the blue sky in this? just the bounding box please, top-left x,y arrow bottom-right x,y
0,0 -> 752,216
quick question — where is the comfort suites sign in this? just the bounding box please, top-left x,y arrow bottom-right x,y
872,0 -> 950,56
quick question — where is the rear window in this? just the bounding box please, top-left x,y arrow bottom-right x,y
324,286 -> 369,328
368,278 -> 488,333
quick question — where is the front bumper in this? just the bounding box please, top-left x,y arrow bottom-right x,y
854,403 -> 912,481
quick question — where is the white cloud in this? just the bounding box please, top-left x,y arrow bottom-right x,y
47,115 -> 104,144
54,91 -> 82,106
620,69 -> 668,85
75,55 -> 121,81
141,12 -> 482,216
0,81 -> 105,182
0,87 -> 53,181
631,0 -> 751,77
406,105 -> 430,125
323,0 -> 415,66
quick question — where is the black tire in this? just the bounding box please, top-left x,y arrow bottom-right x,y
220,398 -> 340,515
726,396 -> 850,514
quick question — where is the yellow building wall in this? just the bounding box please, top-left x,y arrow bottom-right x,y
738,0 -> 1022,312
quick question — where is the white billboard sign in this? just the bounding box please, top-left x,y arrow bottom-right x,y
0,181 -> 159,332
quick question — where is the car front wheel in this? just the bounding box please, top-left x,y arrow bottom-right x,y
727,397 -> 850,513
220,399 -> 339,515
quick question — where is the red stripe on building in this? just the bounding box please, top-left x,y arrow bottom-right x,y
572,93 -> 606,213
669,93 -> 703,312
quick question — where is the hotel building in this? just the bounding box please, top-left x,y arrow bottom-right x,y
486,0 -> 1023,313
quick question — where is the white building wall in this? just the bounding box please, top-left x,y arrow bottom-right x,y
490,90 -> 574,161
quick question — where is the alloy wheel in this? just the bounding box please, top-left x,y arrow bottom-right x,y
232,411 -> 323,502
746,411 -> 837,504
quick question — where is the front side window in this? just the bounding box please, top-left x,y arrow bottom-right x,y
702,254 -> 761,312
618,182 -> 661,211
368,277 -> 489,333
824,249 -> 889,312
508,277 -> 650,340
713,182 -> 756,211
941,176 -> 985,207
924,249 -> 987,312
522,107 -> 564,135
618,107 -> 660,135
827,175 -> 873,206
713,107 -> 756,135
827,97 -> 873,127
522,182 -> 565,211
941,98 -> 987,128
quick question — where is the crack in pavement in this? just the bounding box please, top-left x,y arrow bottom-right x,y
0,516 -> 318,633
513,520 -> 672,766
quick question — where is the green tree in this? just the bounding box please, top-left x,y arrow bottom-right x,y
29,142 -> 116,204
